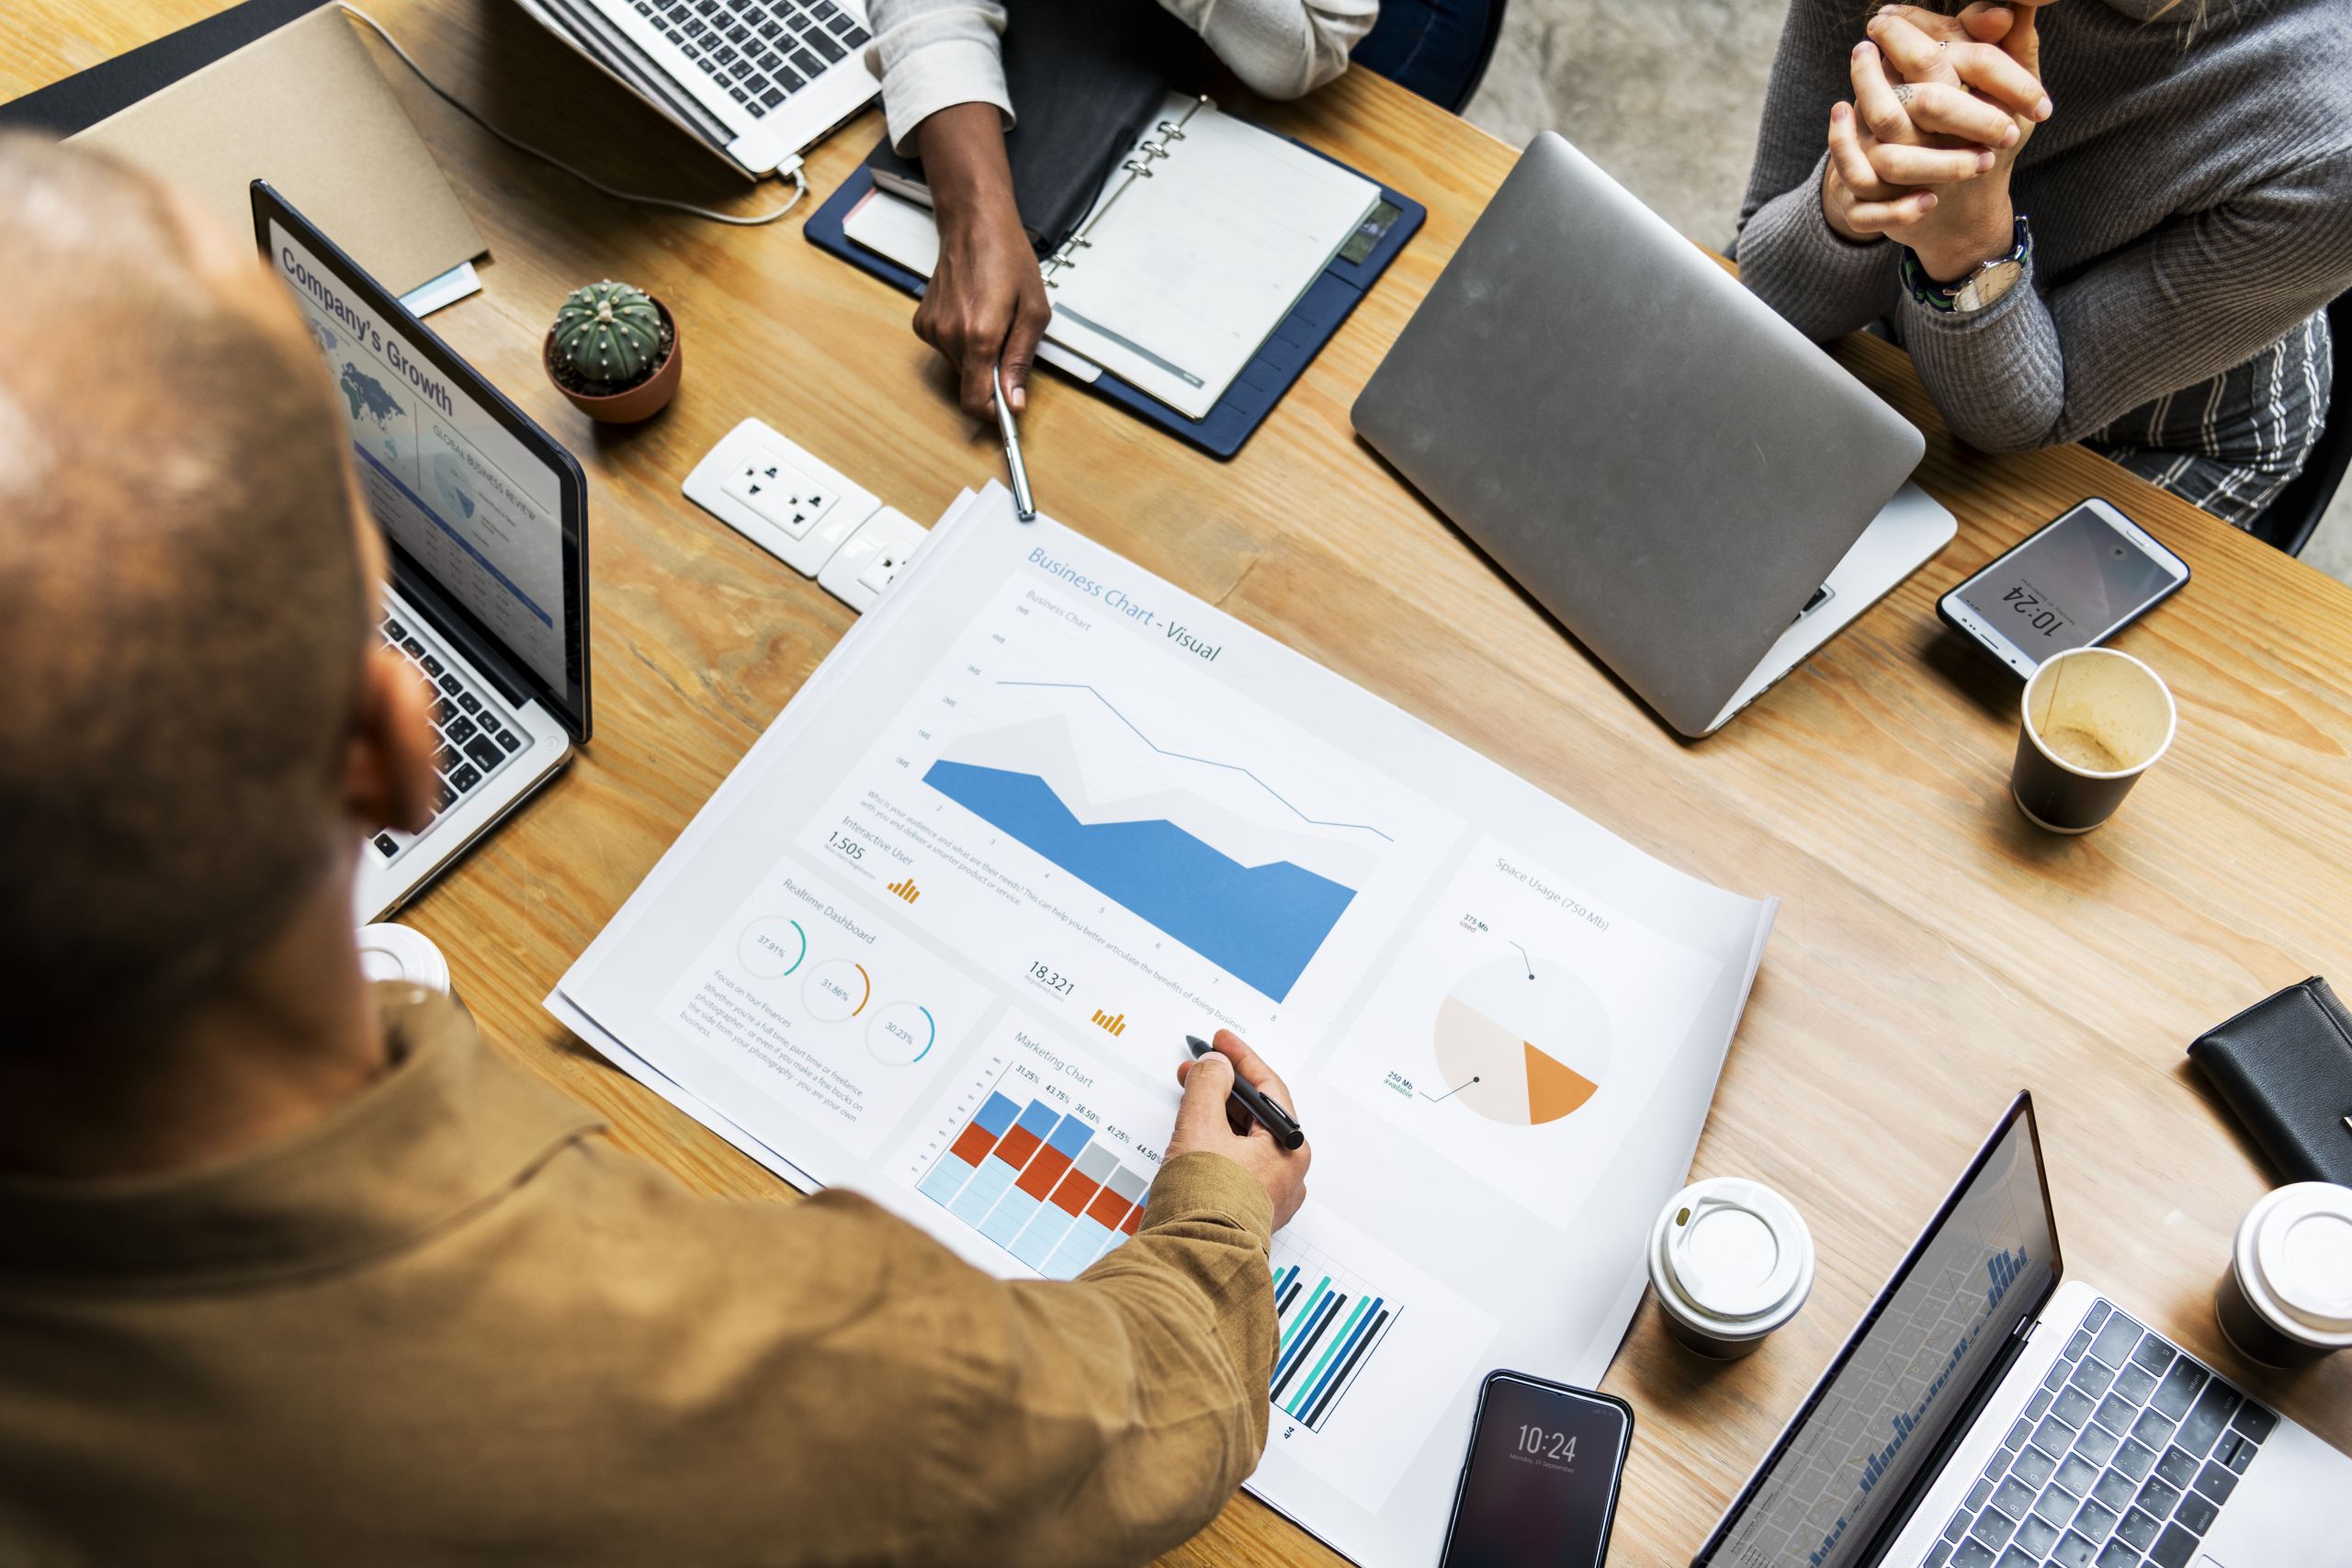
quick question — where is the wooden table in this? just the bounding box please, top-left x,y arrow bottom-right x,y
14,4 -> 2351,1560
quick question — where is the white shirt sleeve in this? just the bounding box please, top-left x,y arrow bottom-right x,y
1158,0 -> 1377,100
865,0 -> 1012,152
863,0 -> 1377,152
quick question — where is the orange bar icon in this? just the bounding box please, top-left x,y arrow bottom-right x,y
1090,1010 -> 1126,1038
887,876 -> 921,904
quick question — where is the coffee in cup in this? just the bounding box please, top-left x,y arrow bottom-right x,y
2011,647 -> 2177,833
2215,1182 -> 2352,1369
1648,1177 -> 1814,1359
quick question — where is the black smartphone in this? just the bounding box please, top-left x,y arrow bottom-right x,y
1936,497 -> 2189,678
1436,1371 -> 1634,1568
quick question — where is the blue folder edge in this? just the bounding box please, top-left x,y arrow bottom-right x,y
805,141 -> 1424,460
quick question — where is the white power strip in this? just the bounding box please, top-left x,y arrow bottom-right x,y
681,419 -> 926,611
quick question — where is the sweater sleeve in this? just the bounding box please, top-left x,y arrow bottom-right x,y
1732,0 -> 1903,342
1898,147 -> 2352,452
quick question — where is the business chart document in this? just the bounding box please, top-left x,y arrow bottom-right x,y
550,486 -> 1776,1566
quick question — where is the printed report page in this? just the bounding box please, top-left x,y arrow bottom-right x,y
554,486 -> 1775,1568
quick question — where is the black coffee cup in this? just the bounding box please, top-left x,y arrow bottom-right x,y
2011,648 -> 2177,833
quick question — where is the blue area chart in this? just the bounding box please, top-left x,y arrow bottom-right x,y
922,760 -> 1358,1002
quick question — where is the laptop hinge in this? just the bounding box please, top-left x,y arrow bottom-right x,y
1855,1317 -> 2041,1566
390,559 -> 537,713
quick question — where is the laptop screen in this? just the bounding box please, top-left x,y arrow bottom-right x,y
256,190 -> 589,739
1698,1096 -> 2062,1568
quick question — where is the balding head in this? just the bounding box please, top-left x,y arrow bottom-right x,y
0,137 -> 377,1043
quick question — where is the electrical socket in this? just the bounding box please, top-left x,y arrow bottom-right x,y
684,421 -> 883,578
819,507 -> 927,612
721,450 -> 835,538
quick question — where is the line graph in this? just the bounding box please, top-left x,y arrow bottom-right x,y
1000,682 -> 1392,841
800,573 -> 1464,1051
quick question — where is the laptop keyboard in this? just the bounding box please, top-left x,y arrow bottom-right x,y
372,613 -> 524,863
631,0 -> 868,117
1928,1299 -> 2277,1568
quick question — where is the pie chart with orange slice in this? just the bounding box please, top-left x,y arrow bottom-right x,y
1431,955 -> 1613,1125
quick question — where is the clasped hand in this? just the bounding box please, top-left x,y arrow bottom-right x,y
1821,2 -> 2056,283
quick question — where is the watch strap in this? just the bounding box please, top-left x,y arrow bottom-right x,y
1903,214 -> 2030,314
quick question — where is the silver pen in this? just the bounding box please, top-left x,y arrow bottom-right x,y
992,363 -> 1036,522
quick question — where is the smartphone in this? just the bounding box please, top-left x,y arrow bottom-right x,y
1436,1371 -> 1634,1568
1937,498 -> 2188,677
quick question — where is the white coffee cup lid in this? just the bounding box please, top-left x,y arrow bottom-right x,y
1656,1177 -> 1814,1325
356,922 -> 452,994
2245,1182 -> 2352,1342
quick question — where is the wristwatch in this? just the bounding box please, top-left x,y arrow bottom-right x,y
1903,214 -> 2030,316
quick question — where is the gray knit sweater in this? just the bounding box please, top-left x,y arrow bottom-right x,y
1735,0 -> 2352,529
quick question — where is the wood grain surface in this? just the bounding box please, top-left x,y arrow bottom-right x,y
10,3 -> 2349,1562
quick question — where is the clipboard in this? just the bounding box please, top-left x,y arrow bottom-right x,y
805,138 -> 1422,460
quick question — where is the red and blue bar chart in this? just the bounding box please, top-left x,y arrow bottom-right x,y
916,1087 -> 1152,1280
916,1066 -> 1403,1431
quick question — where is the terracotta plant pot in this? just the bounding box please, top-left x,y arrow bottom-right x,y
545,294 -> 682,423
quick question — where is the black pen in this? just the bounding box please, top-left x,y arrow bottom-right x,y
1185,1035 -> 1306,1150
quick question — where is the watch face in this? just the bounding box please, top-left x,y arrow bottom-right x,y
1960,259 -> 2024,312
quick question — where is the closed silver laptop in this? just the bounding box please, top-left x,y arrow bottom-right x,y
1353,133 -> 1948,738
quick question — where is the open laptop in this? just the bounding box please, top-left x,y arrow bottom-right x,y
1352,133 -> 1955,738
1697,1094 -> 2349,1568
512,0 -> 877,177
253,182 -> 590,921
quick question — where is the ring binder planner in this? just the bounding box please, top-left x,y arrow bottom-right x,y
815,91 -> 1424,456
1042,98 -> 1204,291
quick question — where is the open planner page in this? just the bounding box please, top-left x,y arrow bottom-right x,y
551,486 -> 1776,1568
1043,95 -> 1378,418
840,96 -> 1378,419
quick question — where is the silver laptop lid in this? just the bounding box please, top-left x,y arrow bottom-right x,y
1352,133 -> 1924,737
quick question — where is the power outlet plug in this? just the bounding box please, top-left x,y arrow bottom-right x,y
721,452 -> 836,538
819,507 -> 927,612
683,420 -> 880,578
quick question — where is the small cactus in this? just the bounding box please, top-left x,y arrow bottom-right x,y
551,280 -> 664,388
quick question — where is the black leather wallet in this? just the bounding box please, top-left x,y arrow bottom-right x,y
2188,976 -> 2352,1186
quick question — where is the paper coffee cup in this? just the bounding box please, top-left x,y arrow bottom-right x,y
2011,648 -> 2177,833
356,922 -> 453,995
1649,1177 -> 1815,1359
2215,1182 -> 2352,1369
